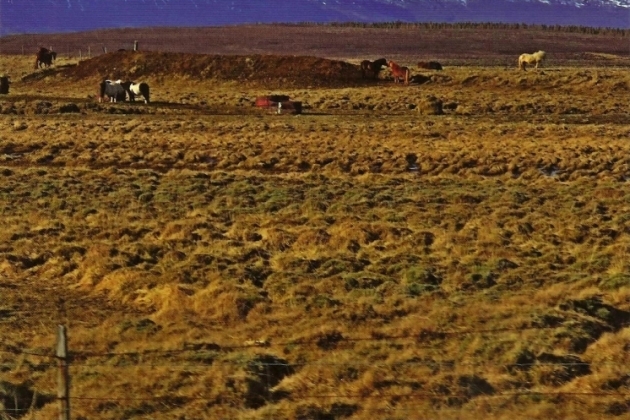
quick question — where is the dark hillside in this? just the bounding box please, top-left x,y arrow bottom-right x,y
1,24 -> 628,66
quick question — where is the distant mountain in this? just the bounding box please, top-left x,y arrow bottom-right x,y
1,0 -> 628,35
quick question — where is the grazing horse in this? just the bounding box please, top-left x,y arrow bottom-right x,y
120,81 -> 150,104
99,80 -> 126,103
360,58 -> 388,79
518,51 -> 546,71
387,60 -> 410,85
34,47 -> 57,69
417,61 -> 443,71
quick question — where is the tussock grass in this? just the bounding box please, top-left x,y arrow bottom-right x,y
0,54 -> 629,419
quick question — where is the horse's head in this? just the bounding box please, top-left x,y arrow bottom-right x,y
388,60 -> 401,71
120,81 -> 132,92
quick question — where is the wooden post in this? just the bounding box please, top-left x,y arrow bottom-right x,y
102,46 -> 107,54
21,45 -> 24,55
56,325 -> 70,420
88,46 -> 91,58
133,40 -> 138,51
79,50 -> 82,60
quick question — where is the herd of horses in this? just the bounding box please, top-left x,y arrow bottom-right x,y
27,47 -> 546,98
360,50 -> 545,85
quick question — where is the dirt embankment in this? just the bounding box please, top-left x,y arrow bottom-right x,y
22,51 -> 368,88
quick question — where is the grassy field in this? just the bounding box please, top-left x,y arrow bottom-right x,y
0,25 -> 629,419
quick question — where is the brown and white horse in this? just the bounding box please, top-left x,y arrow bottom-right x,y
120,81 -> 151,104
387,60 -> 410,85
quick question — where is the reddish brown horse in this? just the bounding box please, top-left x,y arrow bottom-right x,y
417,61 -> 443,71
360,58 -> 387,79
387,60 -> 410,85
34,47 -> 57,70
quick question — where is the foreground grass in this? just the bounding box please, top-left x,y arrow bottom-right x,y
0,55 -> 628,419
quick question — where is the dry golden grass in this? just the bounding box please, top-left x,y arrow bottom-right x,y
0,49 -> 629,419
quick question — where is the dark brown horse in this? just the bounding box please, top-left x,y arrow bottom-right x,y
34,47 -> 57,70
360,58 -> 387,79
417,61 -> 443,71
387,60 -> 410,85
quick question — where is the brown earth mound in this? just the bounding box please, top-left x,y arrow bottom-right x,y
25,51 -> 368,88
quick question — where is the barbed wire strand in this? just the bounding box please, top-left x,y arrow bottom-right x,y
67,390 -> 630,402
67,324 -> 605,358
2,321 -> 629,361
65,360 -> 622,369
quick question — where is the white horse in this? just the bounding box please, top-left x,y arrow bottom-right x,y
518,51 -> 546,71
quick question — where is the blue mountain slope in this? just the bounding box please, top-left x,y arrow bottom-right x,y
0,0 -> 628,35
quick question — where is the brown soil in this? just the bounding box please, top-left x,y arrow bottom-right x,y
23,51 -> 369,89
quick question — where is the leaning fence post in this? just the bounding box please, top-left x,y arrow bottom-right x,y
56,325 -> 70,420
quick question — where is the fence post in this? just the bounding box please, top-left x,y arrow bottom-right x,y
133,40 -> 138,51
88,46 -> 91,58
56,325 -> 70,420
79,50 -> 82,60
